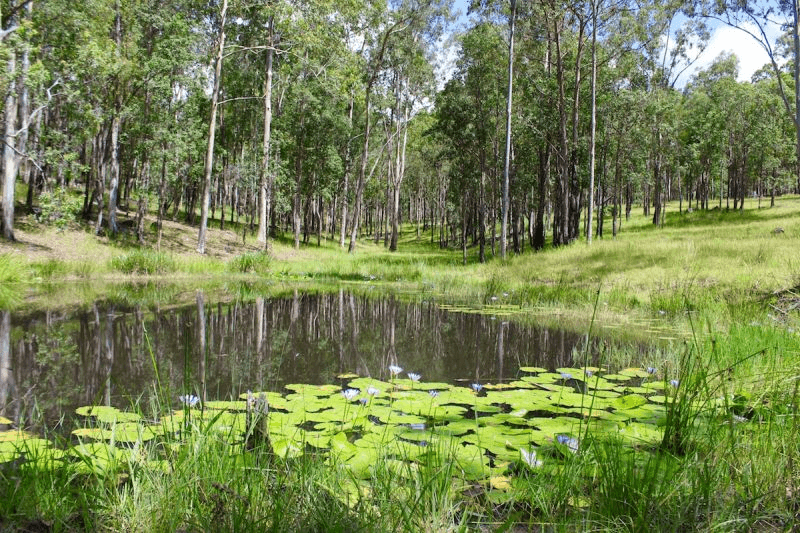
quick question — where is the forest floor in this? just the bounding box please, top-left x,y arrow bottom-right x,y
0,211 -> 265,266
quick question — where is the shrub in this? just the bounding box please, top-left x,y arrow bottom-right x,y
111,250 -> 176,275
228,252 -> 271,275
38,187 -> 83,230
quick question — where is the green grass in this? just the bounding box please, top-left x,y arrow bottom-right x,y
2,193 -> 800,529
110,250 -> 177,275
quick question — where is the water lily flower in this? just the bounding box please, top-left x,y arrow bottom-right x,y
408,423 -> 426,430
388,365 -> 403,376
560,372 -> 573,380
471,383 -> 483,392
407,372 -> 421,382
342,388 -> 360,401
428,390 -> 439,397
358,398 -> 368,405
670,379 -> 680,388
646,367 -> 657,374
556,435 -> 579,453
584,369 -> 593,377
179,394 -> 200,408
520,448 -> 543,468
367,386 -> 380,396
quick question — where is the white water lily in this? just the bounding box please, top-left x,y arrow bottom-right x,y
471,383 -> 483,392
179,394 -> 200,408
560,372 -> 573,380
428,390 -> 439,397
367,386 -> 380,396
342,388 -> 360,401
407,372 -> 421,382
388,365 -> 403,375
670,379 -> 680,388
520,448 -> 543,468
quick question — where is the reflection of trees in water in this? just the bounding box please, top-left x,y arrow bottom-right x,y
2,293 -> 596,426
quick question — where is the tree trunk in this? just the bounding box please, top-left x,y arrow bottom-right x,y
197,0 -> 227,254
1,51 -> 18,241
500,0 -> 516,259
257,16 -> 275,249
107,1 -> 122,237
339,92 -> 354,247
587,0 -> 598,245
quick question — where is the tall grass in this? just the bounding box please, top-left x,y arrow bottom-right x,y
111,250 -> 177,275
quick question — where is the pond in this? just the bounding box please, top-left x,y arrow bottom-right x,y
0,287 -> 696,487
0,289 -> 608,429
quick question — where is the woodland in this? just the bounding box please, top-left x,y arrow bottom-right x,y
3,2 -> 800,530
0,0 -> 797,258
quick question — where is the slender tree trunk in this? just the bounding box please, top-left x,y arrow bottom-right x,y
348,91 -> 371,253
257,16 -> 274,248
1,52 -> 18,241
500,0 -> 516,259
587,0 -> 597,244
339,92 -> 354,247
197,0 -> 227,254
107,1 -> 122,236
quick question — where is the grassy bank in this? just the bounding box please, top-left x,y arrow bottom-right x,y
2,196 -> 799,322
1,197 -> 799,530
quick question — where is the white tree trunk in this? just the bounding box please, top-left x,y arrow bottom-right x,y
257,16 -> 274,247
2,53 -> 18,241
197,0 -> 228,254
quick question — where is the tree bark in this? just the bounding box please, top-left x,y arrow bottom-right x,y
1,51 -> 18,241
500,0 -> 516,259
197,0 -> 228,254
257,16 -> 275,248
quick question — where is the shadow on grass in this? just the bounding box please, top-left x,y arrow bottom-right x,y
628,205 -> 799,233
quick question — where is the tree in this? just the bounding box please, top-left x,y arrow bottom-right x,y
197,0 -> 228,254
697,0 -> 800,191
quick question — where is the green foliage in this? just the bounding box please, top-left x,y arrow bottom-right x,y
37,188 -> 83,230
0,254 -> 25,284
228,251 -> 272,275
31,259 -> 69,280
110,250 -> 176,275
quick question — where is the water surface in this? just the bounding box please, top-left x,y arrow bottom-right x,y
0,290 -> 601,427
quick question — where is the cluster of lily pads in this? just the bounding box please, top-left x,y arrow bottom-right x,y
0,364 -> 695,493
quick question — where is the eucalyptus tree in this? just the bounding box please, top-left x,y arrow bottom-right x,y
347,0 -> 451,253
696,0 -> 800,192
0,0 -> 30,240
197,0 -> 228,254
381,24 -> 437,251
436,21 -> 506,262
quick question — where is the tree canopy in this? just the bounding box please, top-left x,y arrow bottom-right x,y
0,0 -> 796,260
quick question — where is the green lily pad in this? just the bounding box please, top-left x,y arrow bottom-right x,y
518,366 -> 548,374
0,438 -> 53,463
613,394 -> 649,411
75,406 -> 141,424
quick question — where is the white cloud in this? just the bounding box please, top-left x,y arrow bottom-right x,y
679,20 -> 782,85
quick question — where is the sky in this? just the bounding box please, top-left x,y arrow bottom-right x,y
676,20 -> 781,86
443,0 -> 781,89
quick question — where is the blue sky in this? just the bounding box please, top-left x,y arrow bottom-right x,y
444,0 -> 779,87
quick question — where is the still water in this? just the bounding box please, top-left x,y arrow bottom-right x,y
0,290 -> 600,427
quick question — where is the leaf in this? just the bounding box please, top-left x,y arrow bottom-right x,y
489,476 -> 512,491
